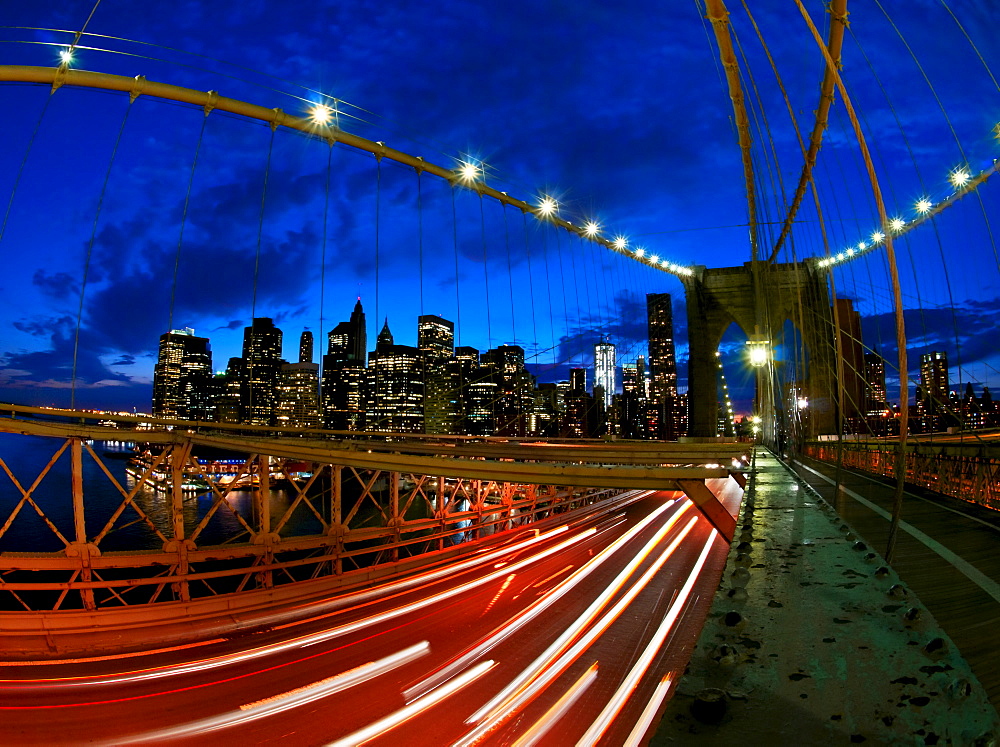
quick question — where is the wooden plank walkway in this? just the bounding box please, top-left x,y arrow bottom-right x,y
793,454 -> 1000,708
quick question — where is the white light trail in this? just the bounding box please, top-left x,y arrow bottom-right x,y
327,660 -> 495,747
126,642 -> 430,743
403,500 -> 681,703
511,663 -> 598,747
461,511 -> 699,742
8,526 -> 581,689
575,531 -> 717,745
622,674 -> 675,747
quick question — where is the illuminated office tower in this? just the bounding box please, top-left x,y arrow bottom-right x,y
481,345 -> 534,437
366,319 -> 424,433
419,315 -> 459,434
299,330 -> 314,364
646,293 -> 677,402
322,300 -> 368,430
569,367 -> 587,393
276,362 -> 320,428
594,339 -> 616,409
152,327 -> 213,420
919,351 -> 949,431
242,317 -> 284,426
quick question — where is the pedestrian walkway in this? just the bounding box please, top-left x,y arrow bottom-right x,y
653,449 -> 998,745
791,453 -> 1000,708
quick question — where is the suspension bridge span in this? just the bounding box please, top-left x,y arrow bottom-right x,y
1,1 -> 1000,743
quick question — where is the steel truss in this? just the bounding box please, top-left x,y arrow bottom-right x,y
803,441 -> 1000,511
0,408 -> 747,614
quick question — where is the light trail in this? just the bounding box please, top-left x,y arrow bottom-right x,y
459,512 -> 700,743
403,499 -> 683,703
511,663 -> 598,747
622,674 -> 675,747
326,660 -> 495,747
124,642 -> 430,744
1,524 -> 589,691
576,531 -> 717,745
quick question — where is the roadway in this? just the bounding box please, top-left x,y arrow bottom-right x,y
0,479 -> 743,746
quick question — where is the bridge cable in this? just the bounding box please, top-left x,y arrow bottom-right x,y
417,168 -> 424,317
0,92 -> 55,248
451,189 -> 462,347
250,127 -> 276,322
478,192 -> 492,350
318,140 -> 334,404
167,111 -> 209,334
520,209 -> 539,364
70,96 -> 134,410
502,202 -> 515,345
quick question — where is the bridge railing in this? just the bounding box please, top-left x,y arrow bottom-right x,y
802,440 -> 1000,511
0,406 -> 747,614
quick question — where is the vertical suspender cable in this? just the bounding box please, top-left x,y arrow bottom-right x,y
167,112 -> 209,334
70,97 -> 134,410
479,193 -> 492,349
796,0 -> 910,562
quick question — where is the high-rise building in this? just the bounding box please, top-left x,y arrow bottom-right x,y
864,351 -> 887,418
481,345 -> 534,436
152,328 -> 213,420
593,340 -> 616,409
646,294 -> 685,439
366,319 -> 424,433
276,362 -> 320,428
419,315 -> 460,434
919,351 -> 949,431
569,367 -> 587,393
215,357 -> 244,424
646,293 -> 677,402
326,298 -> 367,364
242,317 -> 284,426
299,330 -> 314,364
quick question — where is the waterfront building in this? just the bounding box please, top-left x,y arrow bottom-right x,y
152,327 -> 213,421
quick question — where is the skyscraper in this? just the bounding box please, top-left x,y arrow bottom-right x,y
646,293 -> 677,402
326,298 -> 367,364
276,362 -> 320,428
481,345 -> 534,436
919,351 -> 949,431
366,319 -> 424,432
593,339 -> 616,409
242,317 -> 284,426
322,300 -> 368,430
152,328 -> 212,420
418,315 -> 459,434
569,367 -> 587,393
299,330 -> 314,364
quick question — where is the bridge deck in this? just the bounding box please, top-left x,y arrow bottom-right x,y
793,454 -> 1000,708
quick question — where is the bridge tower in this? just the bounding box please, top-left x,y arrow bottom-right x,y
682,260 -> 836,439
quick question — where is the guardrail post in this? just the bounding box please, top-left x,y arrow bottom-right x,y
170,442 -> 192,602
256,455 -> 274,589
70,438 -> 96,611
389,470 -> 400,561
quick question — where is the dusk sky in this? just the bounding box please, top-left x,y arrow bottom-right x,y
0,1 -> 998,413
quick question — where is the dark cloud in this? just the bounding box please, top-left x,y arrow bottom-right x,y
32,270 -> 79,300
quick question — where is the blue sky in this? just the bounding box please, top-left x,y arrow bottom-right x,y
0,0 -> 998,413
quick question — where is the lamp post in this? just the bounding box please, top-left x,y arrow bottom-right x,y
746,328 -> 776,448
